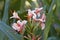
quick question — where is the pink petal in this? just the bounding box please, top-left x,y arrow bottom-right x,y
35,7 -> 43,13
22,20 -> 27,24
12,23 -> 20,31
41,14 -> 46,19
41,23 -> 45,30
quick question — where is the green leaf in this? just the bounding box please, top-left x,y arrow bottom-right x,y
0,31 -> 5,40
2,0 -> 10,23
20,0 -> 26,13
56,0 -> 60,22
48,36 -> 59,40
43,0 -> 55,40
0,21 -> 23,40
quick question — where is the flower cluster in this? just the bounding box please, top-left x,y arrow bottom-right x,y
10,11 -> 27,34
10,7 -> 46,40
27,7 -> 46,30
10,7 -> 46,33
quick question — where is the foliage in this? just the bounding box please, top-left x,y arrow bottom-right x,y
0,0 -> 60,40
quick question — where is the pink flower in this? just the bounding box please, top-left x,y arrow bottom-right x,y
27,8 -> 46,30
41,13 -> 46,22
27,9 -> 36,20
27,8 -> 43,20
34,13 -> 46,30
10,11 -> 20,19
34,13 -> 46,21
12,20 -> 27,33
27,9 -> 33,20
40,13 -> 46,30
12,23 -> 20,31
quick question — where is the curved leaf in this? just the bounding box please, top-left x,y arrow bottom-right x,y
0,21 -> 23,40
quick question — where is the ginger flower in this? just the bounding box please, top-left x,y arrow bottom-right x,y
12,20 -> 27,33
34,7 -> 43,19
27,9 -> 36,20
32,7 -> 43,20
27,7 -> 46,30
34,13 -> 46,30
10,11 -> 20,19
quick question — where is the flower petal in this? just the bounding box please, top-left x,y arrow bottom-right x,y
12,23 -> 20,31
35,7 -> 43,13
22,20 -> 27,24
10,11 -> 20,19
41,23 -> 45,30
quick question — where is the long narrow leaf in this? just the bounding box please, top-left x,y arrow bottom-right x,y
43,0 -> 55,40
2,0 -> 10,23
0,21 -> 23,40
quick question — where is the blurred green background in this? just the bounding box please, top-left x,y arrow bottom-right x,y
0,0 -> 60,40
